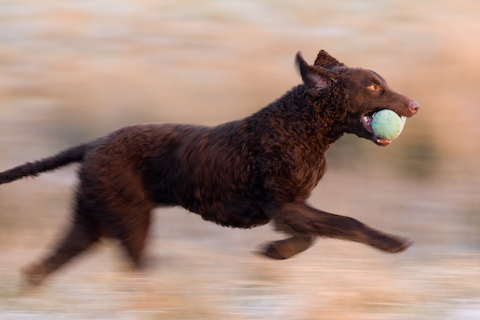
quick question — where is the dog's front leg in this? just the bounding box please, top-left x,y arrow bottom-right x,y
260,202 -> 412,259
259,234 -> 316,260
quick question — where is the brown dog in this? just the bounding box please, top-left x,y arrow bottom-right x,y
0,50 -> 419,285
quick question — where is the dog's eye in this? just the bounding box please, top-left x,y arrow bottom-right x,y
367,84 -> 379,91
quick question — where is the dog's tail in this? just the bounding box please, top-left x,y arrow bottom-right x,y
0,143 -> 89,185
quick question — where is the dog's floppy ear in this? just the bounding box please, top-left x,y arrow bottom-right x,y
296,52 -> 335,90
314,50 -> 344,69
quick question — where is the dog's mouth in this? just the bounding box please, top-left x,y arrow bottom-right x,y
357,101 -> 418,146
361,110 -> 399,146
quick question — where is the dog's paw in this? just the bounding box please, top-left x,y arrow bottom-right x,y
255,242 -> 290,260
371,234 -> 413,253
21,264 -> 48,287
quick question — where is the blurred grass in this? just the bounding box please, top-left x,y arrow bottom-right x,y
0,0 -> 480,319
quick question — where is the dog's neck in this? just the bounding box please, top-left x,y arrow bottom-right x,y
306,83 -> 349,144
249,84 -> 348,152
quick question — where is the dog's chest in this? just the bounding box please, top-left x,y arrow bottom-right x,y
293,156 -> 326,194
264,153 -> 327,202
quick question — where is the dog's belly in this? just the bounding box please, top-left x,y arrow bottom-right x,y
189,200 -> 271,229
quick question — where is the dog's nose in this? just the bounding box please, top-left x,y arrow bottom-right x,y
408,101 -> 420,114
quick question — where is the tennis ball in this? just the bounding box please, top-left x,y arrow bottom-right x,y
372,109 -> 406,140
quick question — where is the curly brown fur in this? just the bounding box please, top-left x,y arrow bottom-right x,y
0,50 -> 419,286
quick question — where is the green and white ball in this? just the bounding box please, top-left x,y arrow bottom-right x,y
372,109 -> 406,140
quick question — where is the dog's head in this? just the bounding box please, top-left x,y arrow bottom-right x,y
296,50 -> 419,146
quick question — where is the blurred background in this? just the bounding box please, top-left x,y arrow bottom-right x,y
0,0 -> 479,319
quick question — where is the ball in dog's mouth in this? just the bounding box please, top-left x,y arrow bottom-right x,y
362,109 -> 406,146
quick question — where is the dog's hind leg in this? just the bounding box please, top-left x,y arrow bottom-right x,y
259,202 -> 412,258
114,208 -> 152,269
100,201 -> 153,269
22,205 -> 101,286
